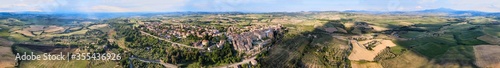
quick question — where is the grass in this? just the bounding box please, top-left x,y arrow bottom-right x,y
350,61 -> 383,68
389,46 -> 405,55
91,61 -> 120,68
117,38 -> 129,50
42,29 -> 89,38
469,17 -> 494,25
395,34 -> 457,58
0,26 -> 10,37
452,31 -> 487,45
399,31 -> 424,38
379,51 -> 429,68
10,34 -> 30,42
260,24 -> 350,68
432,46 -> 476,67
12,46 -> 37,54
482,25 -> 500,37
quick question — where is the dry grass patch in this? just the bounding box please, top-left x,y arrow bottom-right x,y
107,29 -> 116,42
474,45 -> 500,68
0,46 -> 15,68
398,22 -> 414,26
116,38 -> 129,51
88,24 -> 108,29
370,25 -> 389,32
13,30 -> 34,37
379,51 -> 429,68
0,38 -> 13,46
43,26 -> 65,33
343,22 -> 355,30
351,61 -> 383,68
26,25 -> 44,32
477,35 -> 500,45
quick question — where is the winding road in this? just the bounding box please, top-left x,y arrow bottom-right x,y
139,31 -> 205,49
139,31 -> 261,68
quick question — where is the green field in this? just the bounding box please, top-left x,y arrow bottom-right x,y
432,46 -> 476,67
10,34 -> 30,42
483,25 -> 500,37
452,31 -> 487,45
395,34 -> 457,58
399,31 -> 425,38
389,46 -> 406,55
0,26 -> 9,37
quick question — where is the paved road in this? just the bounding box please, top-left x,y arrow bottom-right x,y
139,31 -> 205,49
129,57 -> 178,68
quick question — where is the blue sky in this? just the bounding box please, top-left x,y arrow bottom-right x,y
0,0 -> 500,12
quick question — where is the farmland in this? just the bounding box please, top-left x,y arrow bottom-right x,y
0,10 -> 499,68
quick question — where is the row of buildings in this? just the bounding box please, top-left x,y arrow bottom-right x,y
141,22 -> 284,53
227,24 -> 283,52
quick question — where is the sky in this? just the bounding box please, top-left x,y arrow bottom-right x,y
0,0 -> 500,12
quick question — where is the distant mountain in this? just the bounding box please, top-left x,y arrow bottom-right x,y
417,8 -> 457,13
416,8 -> 490,16
344,8 -> 499,16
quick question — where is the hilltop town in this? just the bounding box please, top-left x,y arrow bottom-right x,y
140,22 -> 284,53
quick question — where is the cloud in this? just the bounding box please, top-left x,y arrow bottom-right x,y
0,0 -> 188,12
416,6 -> 423,9
0,0 -> 56,12
95,0 -> 188,12
1,0 -> 500,12
446,0 -> 500,12
88,5 -> 130,12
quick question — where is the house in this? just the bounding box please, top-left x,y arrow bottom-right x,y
202,40 -> 209,46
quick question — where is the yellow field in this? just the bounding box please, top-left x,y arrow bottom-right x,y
350,61 -> 383,68
370,25 -> 389,32
348,39 -> 397,61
